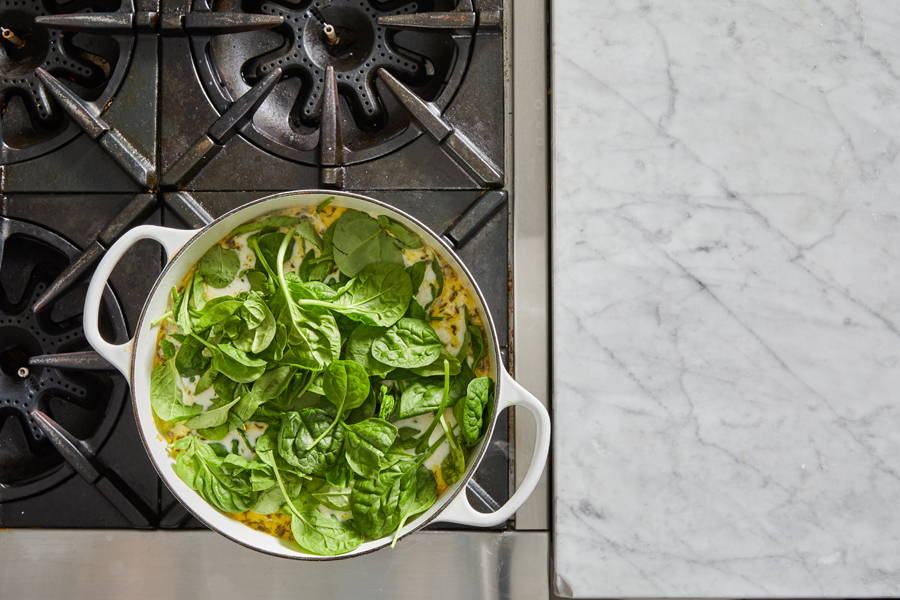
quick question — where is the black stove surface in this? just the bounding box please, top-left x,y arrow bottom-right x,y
0,0 -> 510,530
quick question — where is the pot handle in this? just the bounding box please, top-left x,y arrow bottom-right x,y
83,225 -> 198,379
436,368 -> 551,527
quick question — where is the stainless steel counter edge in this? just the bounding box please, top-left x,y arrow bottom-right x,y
0,530 -> 549,599
510,0 -> 551,531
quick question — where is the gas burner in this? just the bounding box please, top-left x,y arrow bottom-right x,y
0,0 -> 135,164
190,0 -> 471,165
0,217 -> 127,501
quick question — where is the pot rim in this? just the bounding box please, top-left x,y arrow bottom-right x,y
129,189 -> 505,560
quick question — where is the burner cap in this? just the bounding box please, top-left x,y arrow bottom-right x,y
0,0 -> 136,164
192,0 -> 473,165
0,218 -> 127,501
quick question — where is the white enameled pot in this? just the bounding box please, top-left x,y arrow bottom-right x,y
83,190 -> 550,559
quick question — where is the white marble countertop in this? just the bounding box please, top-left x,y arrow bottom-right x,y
551,1 -> 900,597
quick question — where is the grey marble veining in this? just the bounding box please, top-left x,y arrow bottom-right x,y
551,1 -> 900,597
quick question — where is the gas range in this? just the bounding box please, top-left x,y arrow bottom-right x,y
0,0 -> 548,596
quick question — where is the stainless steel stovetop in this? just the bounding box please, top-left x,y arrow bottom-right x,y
0,0 -> 548,596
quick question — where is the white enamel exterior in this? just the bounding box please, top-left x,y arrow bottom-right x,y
83,191 -> 550,560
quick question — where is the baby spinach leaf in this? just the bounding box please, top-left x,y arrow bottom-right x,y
233,366 -> 293,421
192,335 -> 266,383
295,262 -> 412,327
377,215 -> 423,249
312,485 -> 352,511
458,377 -> 493,445
194,365 -> 217,395
273,232 -> 342,370
197,245 -> 241,288
246,269 -> 274,295
172,436 -> 256,513
397,382 -> 444,418
175,276 -> 195,334
288,501 -> 363,556
150,361 -> 201,422
390,462 -> 437,547
407,260 -> 427,293
185,397 -> 241,429
377,385 -> 396,421
251,486 -> 286,514
296,218 -> 322,250
197,422 -> 229,441
350,471 -> 402,539
331,210 -> 403,276
256,230 -> 293,276
160,338 -> 177,360
194,297 -> 242,330
325,456 -> 354,488
322,360 -> 370,412
342,418 -> 398,478
409,350 -> 460,377
440,445 -> 465,487
344,324 -> 394,378
396,426 -> 420,449
371,318 -> 442,369
277,409 -> 345,475
213,375 -> 239,403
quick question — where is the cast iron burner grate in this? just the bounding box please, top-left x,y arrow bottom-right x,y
191,0 -> 471,165
0,217 -> 127,501
0,0 -> 135,164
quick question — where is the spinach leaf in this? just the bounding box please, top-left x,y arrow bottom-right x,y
397,382 -> 444,418
194,297 -> 242,330
197,245 -> 241,288
192,335 -> 266,383
213,375 -> 238,403
312,485 -> 352,511
174,333 -> 208,378
390,462 -> 437,547
325,457 -> 354,488
377,385 -> 396,421
246,269 -> 274,295
322,359 -> 370,412
185,397 -> 240,429
172,436 -> 256,513
296,262 -> 412,327
233,295 -> 276,354
194,364 -> 217,395
151,361 -> 201,422
396,426 -> 420,449
296,218 -> 322,250
233,366 -> 293,421
331,210 -> 403,277
277,409 -> 345,475
176,275 -> 195,333
288,501 -> 362,556
160,338 -> 177,360
350,471 -> 402,539
407,260 -> 427,293
344,324 -> 394,378
371,318 -> 442,368
342,418 -> 398,478
305,359 -> 370,448
440,445 -> 465,487
377,215 -> 423,249
458,377 -> 493,445
273,232 -> 342,369
256,230 -> 292,276
251,486 -> 286,514
410,350 -> 460,377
